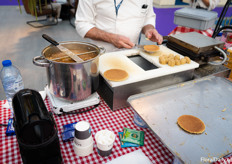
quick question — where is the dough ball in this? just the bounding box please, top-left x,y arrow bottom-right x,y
174,55 -> 180,60
159,56 -> 167,65
175,59 -> 181,66
161,54 -> 168,59
168,56 -> 174,61
180,58 -> 187,65
184,57 -> 191,64
161,55 -> 168,61
168,54 -> 174,58
168,59 -> 175,67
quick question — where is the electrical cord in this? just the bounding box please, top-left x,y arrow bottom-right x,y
59,103 -> 100,115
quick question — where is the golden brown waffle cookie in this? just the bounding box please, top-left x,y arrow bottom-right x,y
143,45 -> 160,52
177,115 -> 205,134
103,69 -> 129,82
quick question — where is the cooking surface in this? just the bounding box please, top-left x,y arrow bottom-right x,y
99,46 -> 199,87
169,32 -> 224,48
128,76 -> 232,163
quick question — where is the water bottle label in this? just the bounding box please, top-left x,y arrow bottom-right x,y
14,76 -> 24,91
2,76 -> 24,94
2,76 -> 15,91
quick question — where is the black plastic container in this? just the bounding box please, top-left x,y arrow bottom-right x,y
12,89 -> 62,164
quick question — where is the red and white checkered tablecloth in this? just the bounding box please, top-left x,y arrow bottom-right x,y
169,26 -> 214,37
0,98 -> 174,164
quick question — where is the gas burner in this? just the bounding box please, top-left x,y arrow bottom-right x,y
45,86 -> 100,115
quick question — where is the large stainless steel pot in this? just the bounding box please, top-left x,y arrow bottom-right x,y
33,41 -> 105,102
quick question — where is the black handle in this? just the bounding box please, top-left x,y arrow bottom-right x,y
42,34 -> 59,46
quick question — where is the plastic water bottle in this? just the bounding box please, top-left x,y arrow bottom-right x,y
0,60 -> 24,116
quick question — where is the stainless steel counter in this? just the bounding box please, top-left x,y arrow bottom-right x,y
194,64 -> 230,79
128,76 -> 232,164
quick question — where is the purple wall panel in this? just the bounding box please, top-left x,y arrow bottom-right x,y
154,7 -> 180,36
154,6 -> 232,36
213,6 -> 232,17
0,0 -> 22,5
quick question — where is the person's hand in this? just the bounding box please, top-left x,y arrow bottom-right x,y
145,29 -> 163,45
110,34 -> 135,49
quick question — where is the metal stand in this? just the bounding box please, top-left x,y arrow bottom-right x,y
25,2 -> 58,28
27,17 -> 58,28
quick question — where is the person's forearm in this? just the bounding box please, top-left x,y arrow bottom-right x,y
85,27 -> 134,49
85,27 -> 115,44
142,24 -> 155,34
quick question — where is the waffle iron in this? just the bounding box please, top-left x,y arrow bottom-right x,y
167,32 -> 227,65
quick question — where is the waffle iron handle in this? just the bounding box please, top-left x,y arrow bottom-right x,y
208,46 -> 227,65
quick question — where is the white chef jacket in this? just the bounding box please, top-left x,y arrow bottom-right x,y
189,0 -> 220,10
75,0 -> 156,52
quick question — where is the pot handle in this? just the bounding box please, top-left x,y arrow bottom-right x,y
98,46 -> 106,54
208,46 -> 227,65
33,56 -> 50,67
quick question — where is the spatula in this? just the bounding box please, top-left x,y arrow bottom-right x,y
42,34 -> 83,63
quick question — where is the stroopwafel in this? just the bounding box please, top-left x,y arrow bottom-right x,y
177,115 -> 205,134
103,69 -> 128,82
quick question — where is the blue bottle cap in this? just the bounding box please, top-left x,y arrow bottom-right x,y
2,60 -> 12,67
